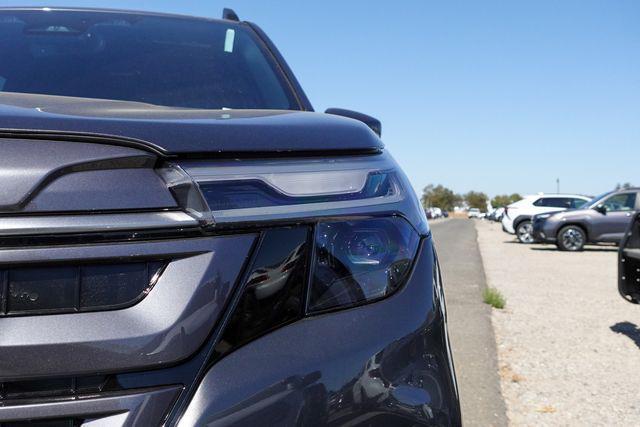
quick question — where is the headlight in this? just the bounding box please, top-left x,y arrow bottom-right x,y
537,213 -> 552,220
309,217 -> 420,312
162,153 -> 427,361
186,155 -> 423,312
162,153 -> 424,227
214,216 -> 421,361
198,170 -> 398,211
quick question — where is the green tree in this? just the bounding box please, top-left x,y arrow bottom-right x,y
465,191 -> 489,212
615,182 -> 633,190
491,193 -> 522,208
421,184 -> 461,211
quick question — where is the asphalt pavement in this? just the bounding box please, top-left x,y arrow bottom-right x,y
430,218 -> 507,427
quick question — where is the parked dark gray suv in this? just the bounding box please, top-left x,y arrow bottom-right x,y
533,189 -> 639,251
0,7 -> 461,426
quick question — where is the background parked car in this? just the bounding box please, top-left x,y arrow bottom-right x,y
533,188 -> 639,251
502,193 -> 591,243
494,207 -> 505,222
425,207 -> 444,219
486,207 -> 505,222
468,208 -> 482,218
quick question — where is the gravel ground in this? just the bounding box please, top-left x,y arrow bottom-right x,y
475,220 -> 640,426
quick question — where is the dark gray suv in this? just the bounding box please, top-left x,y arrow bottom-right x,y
0,7 -> 460,427
533,189 -> 639,251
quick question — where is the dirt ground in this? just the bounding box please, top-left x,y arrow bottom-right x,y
475,220 -> 640,426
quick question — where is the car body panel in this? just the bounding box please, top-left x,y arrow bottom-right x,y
0,234 -> 256,379
619,212 -> 640,303
0,138 -> 160,212
591,211 -> 635,242
179,238 -> 461,426
0,92 -> 383,155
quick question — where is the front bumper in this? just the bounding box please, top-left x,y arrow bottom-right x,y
501,217 -> 515,234
532,217 -> 559,243
0,232 -> 460,426
179,237 -> 461,426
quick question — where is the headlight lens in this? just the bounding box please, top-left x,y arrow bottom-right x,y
309,217 -> 420,312
213,216 -> 420,362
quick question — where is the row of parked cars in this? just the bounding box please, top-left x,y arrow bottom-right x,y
492,190 -> 640,306
425,207 -> 449,219
496,191 -> 640,307
500,188 -> 639,251
484,207 -> 505,222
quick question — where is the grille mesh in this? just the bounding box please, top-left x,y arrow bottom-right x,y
0,261 -> 164,316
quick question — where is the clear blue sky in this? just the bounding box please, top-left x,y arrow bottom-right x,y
5,1 -> 639,198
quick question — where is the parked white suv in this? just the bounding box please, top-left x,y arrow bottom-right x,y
502,194 -> 591,243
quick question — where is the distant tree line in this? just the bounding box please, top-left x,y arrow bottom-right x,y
490,193 -> 522,208
421,185 -> 461,211
422,182 -> 638,213
615,182 -> 634,190
421,184 -> 521,212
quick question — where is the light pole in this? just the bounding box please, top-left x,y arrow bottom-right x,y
556,178 -> 560,194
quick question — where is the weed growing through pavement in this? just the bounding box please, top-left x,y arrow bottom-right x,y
483,287 -> 506,309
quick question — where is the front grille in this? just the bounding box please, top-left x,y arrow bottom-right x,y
0,376 -> 107,401
0,223 -> 318,425
0,418 -> 81,427
0,261 -> 165,316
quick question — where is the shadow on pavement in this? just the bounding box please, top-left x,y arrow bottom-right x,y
610,322 -> 640,349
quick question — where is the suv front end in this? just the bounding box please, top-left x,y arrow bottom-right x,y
0,7 -> 460,427
531,212 -> 559,243
0,129 -> 461,427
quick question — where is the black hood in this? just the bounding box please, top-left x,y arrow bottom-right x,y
0,92 -> 383,156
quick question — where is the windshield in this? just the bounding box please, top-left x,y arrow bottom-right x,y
584,191 -> 614,208
0,10 -> 299,110
576,198 -> 594,209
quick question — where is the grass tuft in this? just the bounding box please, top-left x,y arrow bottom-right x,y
483,287 -> 506,309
